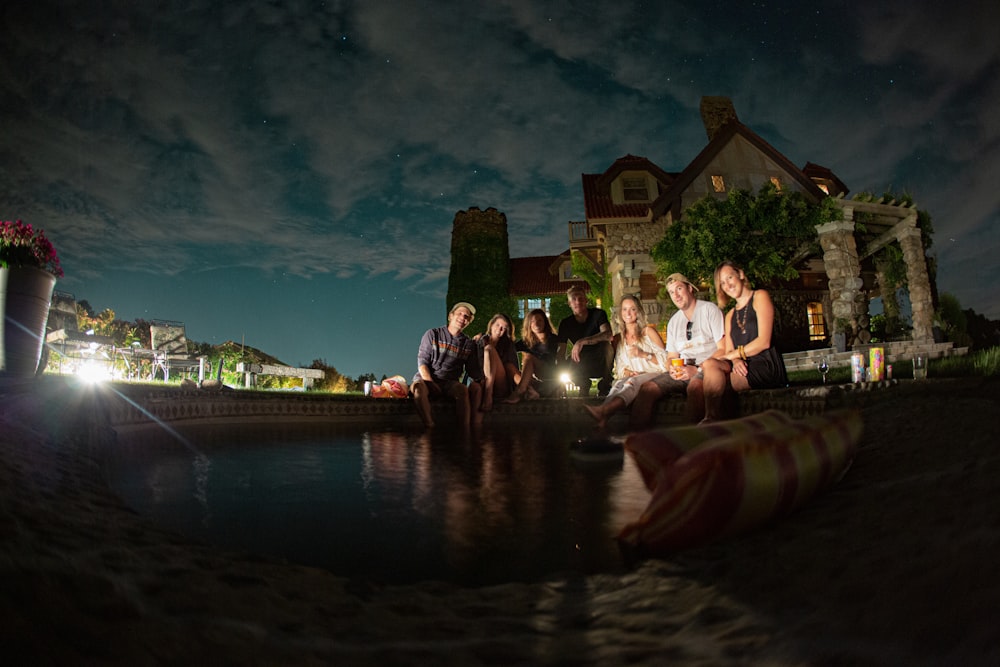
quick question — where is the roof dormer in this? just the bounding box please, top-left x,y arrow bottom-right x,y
611,170 -> 656,205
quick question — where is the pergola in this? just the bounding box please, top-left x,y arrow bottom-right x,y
817,195 -> 934,345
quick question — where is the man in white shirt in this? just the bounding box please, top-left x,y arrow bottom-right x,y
629,273 -> 725,428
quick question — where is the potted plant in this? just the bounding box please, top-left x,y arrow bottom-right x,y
1,219 -> 63,377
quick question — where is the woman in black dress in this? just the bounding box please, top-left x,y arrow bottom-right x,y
696,260 -> 787,422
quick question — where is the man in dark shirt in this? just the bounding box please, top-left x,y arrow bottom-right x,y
411,302 -> 484,429
556,286 -> 614,397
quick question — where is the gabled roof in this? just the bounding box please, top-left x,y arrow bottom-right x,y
802,161 -> 849,197
508,254 -> 587,297
649,120 -> 828,221
595,154 -> 675,190
582,154 -> 677,221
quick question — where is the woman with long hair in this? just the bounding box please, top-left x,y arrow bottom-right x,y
477,313 -> 521,411
584,295 -> 668,429
504,308 -> 560,403
695,260 -> 788,422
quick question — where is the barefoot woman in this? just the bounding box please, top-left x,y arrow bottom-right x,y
697,261 -> 788,422
584,295 -> 667,429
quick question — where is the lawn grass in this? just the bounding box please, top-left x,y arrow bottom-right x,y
788,346 -> 1000,385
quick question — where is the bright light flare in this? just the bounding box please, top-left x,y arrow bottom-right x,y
76,360 -> 111,384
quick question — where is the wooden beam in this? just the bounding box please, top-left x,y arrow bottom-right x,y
859,216 -> 919,260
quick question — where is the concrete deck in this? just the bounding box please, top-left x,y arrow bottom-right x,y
86,376 -> 902,430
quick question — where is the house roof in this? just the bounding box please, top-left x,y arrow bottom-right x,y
582,154 -> 676,221
508,254 -> 587,297
649,119 -> 828,221
802,161 -> 849,196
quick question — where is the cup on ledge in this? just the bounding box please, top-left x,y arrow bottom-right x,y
913,355 -> 927,380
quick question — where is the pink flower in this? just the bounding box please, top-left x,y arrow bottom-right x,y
0,219 -> 63,277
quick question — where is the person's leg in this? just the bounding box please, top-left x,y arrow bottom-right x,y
700,359 -> 734,422
598,342 -> 615,396
685,376 -> 706,423
448,381 -> 472,430
723,372 -> 750,419
500,362 -> 520,399
630,373 -> 687,429
584,395 -> 625,429
412,380 -> 435,428
468,381 -> 484,425
575,349 -> 612,397
628,380 -> 663,430
505,357 -> 535,403
481,344 -> 495,410
481,345 -> 507,411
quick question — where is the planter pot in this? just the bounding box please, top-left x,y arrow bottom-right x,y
0,266 -> 57,377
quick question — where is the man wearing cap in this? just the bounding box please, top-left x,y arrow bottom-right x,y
411,302 -> 485,429
629,273 -> 725,428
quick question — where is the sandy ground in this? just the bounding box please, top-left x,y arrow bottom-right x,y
1,376 -> 998,666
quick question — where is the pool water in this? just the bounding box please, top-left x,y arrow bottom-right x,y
104,421 -> 652,586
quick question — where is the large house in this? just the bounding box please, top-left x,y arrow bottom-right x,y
459,97 -> 935,353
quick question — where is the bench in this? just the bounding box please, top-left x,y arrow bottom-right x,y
236,362 -> 325,390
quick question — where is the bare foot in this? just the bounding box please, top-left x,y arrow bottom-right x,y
526,387 -> 541,400
502,393 -> 522,405
481,398 -> 493,412
584,404 -> 607,429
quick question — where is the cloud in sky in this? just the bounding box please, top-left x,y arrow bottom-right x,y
2,0 -> 998,377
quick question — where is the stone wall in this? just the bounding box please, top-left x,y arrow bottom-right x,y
772,290 -> 829,352
602,221 -> 669,257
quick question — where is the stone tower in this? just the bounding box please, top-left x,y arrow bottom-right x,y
446,207 -> 517,336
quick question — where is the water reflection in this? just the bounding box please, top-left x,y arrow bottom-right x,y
106,421 -> 651,586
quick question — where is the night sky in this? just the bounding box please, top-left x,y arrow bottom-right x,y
2,1 -> 997,379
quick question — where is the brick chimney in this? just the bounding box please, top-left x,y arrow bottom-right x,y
700,96 -> 739,141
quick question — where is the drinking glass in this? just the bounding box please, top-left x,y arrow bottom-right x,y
818,357 -> 830,384
913,355 -> 927,380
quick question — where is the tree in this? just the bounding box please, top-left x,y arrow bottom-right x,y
651,183 -> 838,296
571,250 -> 611,309
936,293 -> 971,347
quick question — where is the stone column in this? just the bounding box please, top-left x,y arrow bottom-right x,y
816,210 -> 867,346
897,221 -> 934,343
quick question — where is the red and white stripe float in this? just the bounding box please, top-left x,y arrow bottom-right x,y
619,409 -> 862,553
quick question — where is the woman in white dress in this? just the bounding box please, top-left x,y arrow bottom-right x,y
584,295 -> 667,429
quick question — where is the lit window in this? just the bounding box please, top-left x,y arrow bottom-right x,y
711,175 -> 725,193
622,177 -> 649,201
770,176 -> 782,191
817,183 -> 830,194
519,298 -> 544,320
807,302 -> 826,341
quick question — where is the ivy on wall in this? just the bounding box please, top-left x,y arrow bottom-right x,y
446,218 -> 518,338
650,183 -> 838,300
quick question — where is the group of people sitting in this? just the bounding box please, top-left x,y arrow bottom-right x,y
410,261 -> 788,430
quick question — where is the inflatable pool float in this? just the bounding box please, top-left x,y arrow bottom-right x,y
619,409 -> 862,554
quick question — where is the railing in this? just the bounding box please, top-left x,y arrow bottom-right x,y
568,221 -> 594,243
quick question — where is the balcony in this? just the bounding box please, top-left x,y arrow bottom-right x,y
568,221 -> 600,250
